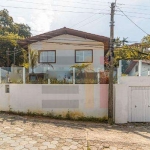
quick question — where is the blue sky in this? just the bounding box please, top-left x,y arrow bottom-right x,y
1,0 -> 150,43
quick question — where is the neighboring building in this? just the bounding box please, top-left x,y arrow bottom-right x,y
125,60 -> 150,76
18,27 -> 109,80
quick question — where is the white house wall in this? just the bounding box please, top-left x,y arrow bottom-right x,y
29,34 -> 104,73
129,62 -> 150,76
141,63 -> 150,76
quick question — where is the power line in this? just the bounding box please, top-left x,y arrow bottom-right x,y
5,0 -> 109,4
117,6 -> 149,35
116,9 -> 150,16
1,5 -> 150,21
1,4 -> 150,23
5,0 -> 110,6
5,0 -> 150,11
0,5 -> 110,14
71,14 -> 97,28
117,3 -> 150,8
0,49 -> 22,54
118,6 -> 150,11
77,15 -> 106,29
71,6 -> 108,28
5,0 -> 109,10
116,14 -> 150,20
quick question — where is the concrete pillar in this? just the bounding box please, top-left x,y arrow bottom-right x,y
148,70 -> 150,76
73,67 -> 75,84
117,60 -> 122,84
138,60 -> 142,76
0,68 -> 1,84
48,79 -> 50,84
23,67 -> 26,84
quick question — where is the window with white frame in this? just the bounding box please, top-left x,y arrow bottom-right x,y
39,50 -> 56,63
75,50 -> 93,63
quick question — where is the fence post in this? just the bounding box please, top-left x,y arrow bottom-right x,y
48,79 -> 51,84
117,60 -> 122,84
23,67 -> 26,84
139,60 -> 142,76
73,67 -> 75,84
0,68 -> 1,84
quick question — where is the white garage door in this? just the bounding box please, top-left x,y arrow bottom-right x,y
130,87 -> 150,122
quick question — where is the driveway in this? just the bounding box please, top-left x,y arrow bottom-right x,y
0,113 -> 150,150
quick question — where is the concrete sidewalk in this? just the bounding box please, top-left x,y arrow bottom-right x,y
0,113 -> 149,150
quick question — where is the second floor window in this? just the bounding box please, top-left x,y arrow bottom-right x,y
75,50 -> 93,63
39,50 -> 56,63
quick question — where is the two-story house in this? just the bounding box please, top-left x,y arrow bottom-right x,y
18,27 -> 109,82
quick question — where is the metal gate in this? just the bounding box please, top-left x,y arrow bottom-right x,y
129,86 -> 150,122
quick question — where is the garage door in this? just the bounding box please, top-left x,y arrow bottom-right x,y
130,87 -> 150,122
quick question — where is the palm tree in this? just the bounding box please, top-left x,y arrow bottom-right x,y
29,49 -> 38,74
71,63 -> 93,83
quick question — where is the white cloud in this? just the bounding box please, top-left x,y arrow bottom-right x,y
15,17 -> 26,24
28,0 -> 54,35
1,0 -> 149,41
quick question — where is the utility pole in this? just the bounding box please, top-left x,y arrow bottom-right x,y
6,48 -> 10,69
108,2 -> 115,124
14,47 -> 16,65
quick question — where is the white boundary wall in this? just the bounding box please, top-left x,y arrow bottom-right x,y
0,84 -> 108,118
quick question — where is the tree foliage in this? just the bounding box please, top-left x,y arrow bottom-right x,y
0,9 -> 31,67
0,33 -> 28,67
105,36 -> 150,72
0,9 -> 31,37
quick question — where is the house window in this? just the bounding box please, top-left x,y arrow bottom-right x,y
39,50 -> 56,63
135,65 -> 138,72
75,50 -> 93,63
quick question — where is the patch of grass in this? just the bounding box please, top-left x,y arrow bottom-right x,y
87,147 -> 91,150
77,116 -> 108,123
66,111 -> 71,120
87,141 -> 91,150
1,110 -> 108,123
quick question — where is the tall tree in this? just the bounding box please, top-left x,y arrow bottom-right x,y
0,9 -> 31,37
0,33 -> 27,67
0,9 -> 31,67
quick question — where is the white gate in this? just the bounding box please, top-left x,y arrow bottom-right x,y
129,87 -> 150,122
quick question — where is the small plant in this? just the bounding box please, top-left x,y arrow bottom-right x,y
66,111 -> 71,120
45,111 -> 54,118
50,78 -> 72,84
3,110 -> 108,123
87,142 -> 91,150
75,79 -> 97,84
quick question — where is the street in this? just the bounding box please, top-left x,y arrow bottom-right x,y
0,113 -> 149,150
